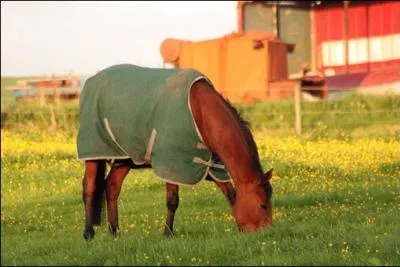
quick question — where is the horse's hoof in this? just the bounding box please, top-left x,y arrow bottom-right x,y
108,224 -> 120,237
83,227 -> 95,240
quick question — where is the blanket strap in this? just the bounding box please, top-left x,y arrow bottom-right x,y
193,156 -> 226,170
196,142 -> 209,150
144,129 -> 157,163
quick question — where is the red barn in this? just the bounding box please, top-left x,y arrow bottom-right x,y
238,1 -> 400,91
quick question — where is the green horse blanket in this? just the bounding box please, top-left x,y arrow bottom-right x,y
77,64 -> 231,186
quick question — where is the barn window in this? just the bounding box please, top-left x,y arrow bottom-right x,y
393,34 -> 400,60
322,33 -> 400,66
370,34 -> 400,62
322,40 -> 345,67
348,38 -> 368,64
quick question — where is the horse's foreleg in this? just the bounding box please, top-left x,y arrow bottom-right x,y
82,160 -> 106,240
105,164 -> 130,236
213,179 -> 236,207
164,183 -> 179,237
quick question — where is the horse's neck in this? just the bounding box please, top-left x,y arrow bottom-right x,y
189,81 -> 262,184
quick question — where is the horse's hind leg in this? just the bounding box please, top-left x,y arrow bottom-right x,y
105,164 -> 131,236
164,183 -> 179,237
82,160 -> 106,240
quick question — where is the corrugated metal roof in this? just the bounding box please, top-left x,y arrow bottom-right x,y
239,1 -> 336,7
239,1 -> 380,8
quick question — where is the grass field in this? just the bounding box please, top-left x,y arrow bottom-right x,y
1,80 -> 400,265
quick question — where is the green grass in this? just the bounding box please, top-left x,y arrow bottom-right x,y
1,83 -> 400,265
2,129 -> 400,266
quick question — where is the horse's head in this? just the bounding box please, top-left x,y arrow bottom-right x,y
232,168 -> 273,232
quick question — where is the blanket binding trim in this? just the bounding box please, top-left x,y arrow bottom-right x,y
187,76 -> 208,145
77,155 -> 130,161
103,117 -> 130,156
103,117 -> 146,165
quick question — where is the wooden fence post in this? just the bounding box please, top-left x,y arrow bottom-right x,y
54,87 -> 60,106
39,87 -> 45,106
294,80 -> 302,135
50,104 -> 57,130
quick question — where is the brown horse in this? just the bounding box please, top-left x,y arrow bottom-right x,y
81,79 -> 273,240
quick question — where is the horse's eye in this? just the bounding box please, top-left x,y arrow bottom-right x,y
260,203 -> 268,209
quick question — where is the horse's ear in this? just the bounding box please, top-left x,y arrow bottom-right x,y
265,168 -> 273,181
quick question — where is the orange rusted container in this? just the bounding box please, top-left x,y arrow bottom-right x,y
160,31 -> 294,102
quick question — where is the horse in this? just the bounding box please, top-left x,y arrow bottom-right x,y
78,64 -> 273,240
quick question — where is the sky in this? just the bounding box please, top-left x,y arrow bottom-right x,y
1,1 -> 237,77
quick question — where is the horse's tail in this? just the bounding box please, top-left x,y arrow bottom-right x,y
92,161 -> 106,226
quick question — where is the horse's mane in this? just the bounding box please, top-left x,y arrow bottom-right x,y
214,92 -> 264,177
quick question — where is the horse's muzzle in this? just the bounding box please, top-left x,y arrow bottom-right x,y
237,219 -> 272,233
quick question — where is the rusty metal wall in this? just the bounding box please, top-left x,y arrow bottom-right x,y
278,6 -> 311,75
244,3 -> 274,33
